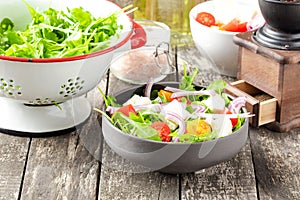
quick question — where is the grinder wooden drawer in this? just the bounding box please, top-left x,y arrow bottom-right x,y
225,80 -> 277,127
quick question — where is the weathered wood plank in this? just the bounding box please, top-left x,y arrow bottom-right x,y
257,185 -> 274,200
79,79 -> 107,162
250,127 -> 300,200
181,141 -> 258,200
99,142 -> 179,200
0,133 -> 29,200
20,131 -> 99,200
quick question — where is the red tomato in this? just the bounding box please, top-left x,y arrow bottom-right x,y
115,104 -> 137,117
222,19 -> 248,32
222,18 -> 239,32
195,12 -> 216,27
230,118 -> 238,128
226,110 -> 238,128
237,22 -> 248,32
150,122 -> 171,142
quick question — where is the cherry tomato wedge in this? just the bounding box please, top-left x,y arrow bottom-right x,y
230,118 -> 238,128
225,110 -> 238,128
115,104 -> 137,117
150,122 -> 171,142
195,12 -> 215,27
237,22 -> 248,32
222,18 -> 248,32
222,18 -> 239,32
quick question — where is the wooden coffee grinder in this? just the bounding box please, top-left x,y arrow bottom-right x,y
225,0 -> 300,132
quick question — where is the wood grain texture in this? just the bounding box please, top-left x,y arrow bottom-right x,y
239,48 -> 281,99
280,63 -> 300,124
79,80 -> 107,162
181,141 -> 257,200
281,63 -> 300,99
250,127 -> 300,200
235,31 -> 300,131
99,143 -> 179,200
0,134 -> 29,200
20,133 -> 99,200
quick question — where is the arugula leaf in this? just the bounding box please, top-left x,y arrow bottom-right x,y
192,131 -> 217,142
138,110 -> 163,123
157,92 -> 168,103
207,79 -> 226,95
22,0 -> 45,24
233,117 -> 245,132
70,7 -> 93,27
170,131 -> 217,143
179,63 -> 199,91
113,112 -> 162,141
222,93 -> 231,106
0,18 -> 14,33
0,1 -> 123,58
97,87 -> 120,107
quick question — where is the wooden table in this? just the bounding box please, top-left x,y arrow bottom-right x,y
0,45 -> 299,200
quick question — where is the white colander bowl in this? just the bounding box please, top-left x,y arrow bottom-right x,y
0,0 -> 146,136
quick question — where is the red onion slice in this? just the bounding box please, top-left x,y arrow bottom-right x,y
228,96 -> 247,114
106,106 -> 119,115
172,136 -> 180,142
247,13 -> 265,31
164,86 -> 185,93
145,78 -> 154,98
191,104 -> 206,113
165,111 -> 186,135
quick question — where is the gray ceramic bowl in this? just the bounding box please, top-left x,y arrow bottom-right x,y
101,82 -> 249,174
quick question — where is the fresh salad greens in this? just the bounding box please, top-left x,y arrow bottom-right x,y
95,67 -> 253,143
0,0 -> 128,58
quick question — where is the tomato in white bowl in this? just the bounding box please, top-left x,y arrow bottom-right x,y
189,0 -> 264,77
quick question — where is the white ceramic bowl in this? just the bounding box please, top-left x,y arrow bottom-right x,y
0,0 -> 146,135
189,0 -> 260,77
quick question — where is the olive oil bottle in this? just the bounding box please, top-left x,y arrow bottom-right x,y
133,0 -> 204,47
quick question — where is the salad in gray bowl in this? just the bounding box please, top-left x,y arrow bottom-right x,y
95,67 -> 252,174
